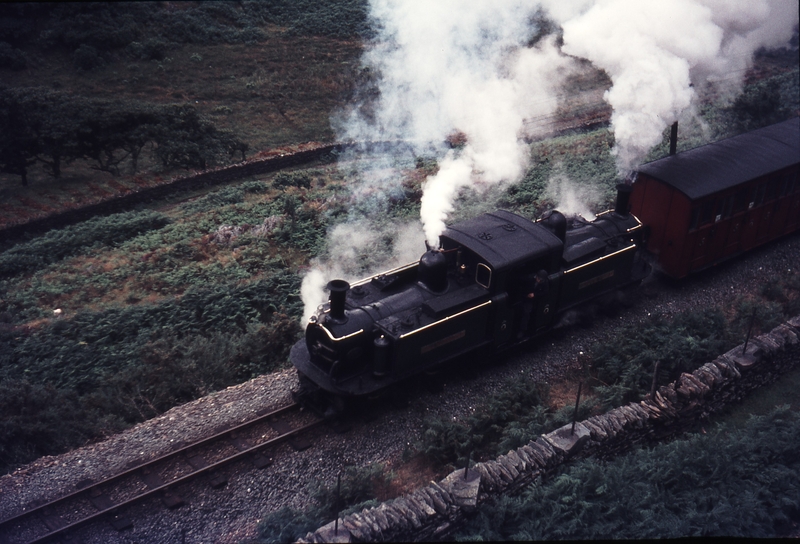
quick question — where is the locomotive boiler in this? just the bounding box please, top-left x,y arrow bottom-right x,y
290,184 -> 651,400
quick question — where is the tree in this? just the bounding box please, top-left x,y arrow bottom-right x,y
0,90 -> 37,185
0,88 -> 247,185
152,104 -> 246,171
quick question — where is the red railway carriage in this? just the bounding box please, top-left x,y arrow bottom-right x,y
630,117 -> 800,278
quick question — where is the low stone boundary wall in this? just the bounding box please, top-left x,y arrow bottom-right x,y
0,143 -> 344,243
300,315 -> 800,542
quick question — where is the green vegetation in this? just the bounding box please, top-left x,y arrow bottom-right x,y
0,271 -> 302,470
589,308 -> 734,410
417,380 -> 592,471
0,210 -> 170,277
0,171 -> 340,472
457,406 -> 800,540
412,269 -> 799,473
1,2 -> 369,52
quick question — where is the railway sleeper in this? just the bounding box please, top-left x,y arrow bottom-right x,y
227,432 -> 251,452
251,452 -> 274,469
41,511 -> 67,532
161,490 -> 184,510
88,488 -> 115,511
108,514 -> 133,532
269,419 -> 312,451
208,472 -> 228,490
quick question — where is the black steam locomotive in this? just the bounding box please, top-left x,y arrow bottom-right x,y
291,184 -> 650,400
290,117 -> 799,407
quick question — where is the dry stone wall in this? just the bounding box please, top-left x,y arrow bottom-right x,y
300,315 -> 800,543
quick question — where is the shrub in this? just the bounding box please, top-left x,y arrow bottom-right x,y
125,38 -> 168,61
416,378 -> 589,469
273,171 -> 312,189
0,210 -> 171,278
72,43 -> 105,71
589,308 -> 733,410
256,463 -> 393,544
0,41 -> 26,70
0,378 -> 124,474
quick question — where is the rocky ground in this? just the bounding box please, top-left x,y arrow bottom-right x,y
1,229 -> 798,543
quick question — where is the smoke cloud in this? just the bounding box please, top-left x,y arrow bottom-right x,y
544,167 -> 602,220
558,0 -> 798,174
340,0 -> 575,246
300,0 -> 796,322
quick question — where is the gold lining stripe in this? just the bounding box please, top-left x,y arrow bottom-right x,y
399,300 -> 491,339
350,261 -> 419,288
564,244 -> 636,274
319,326 -> 364,342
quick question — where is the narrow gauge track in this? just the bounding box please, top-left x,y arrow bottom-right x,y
0,402 -> 323,544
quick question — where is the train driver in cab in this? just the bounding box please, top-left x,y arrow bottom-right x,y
518,269 -> 549,338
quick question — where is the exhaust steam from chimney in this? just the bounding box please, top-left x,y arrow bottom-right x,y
299,0 -> 798,323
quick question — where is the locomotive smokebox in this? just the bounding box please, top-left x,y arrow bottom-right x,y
615,183 -> 633,217
326,279 -> 350,323
418,250 -> 448,292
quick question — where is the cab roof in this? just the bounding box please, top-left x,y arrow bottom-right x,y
441,210 -> 563,272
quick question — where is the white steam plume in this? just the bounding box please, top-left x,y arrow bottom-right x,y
300,220 -> 426,323
544,167 -> 601,220
341,0 -> 575,246
300,0 -> 796,323
557,0 -> 798,174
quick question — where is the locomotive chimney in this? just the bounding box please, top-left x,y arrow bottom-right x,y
669,121 -> 678,156
326,279 -> 350,322
615,183 -> 632,216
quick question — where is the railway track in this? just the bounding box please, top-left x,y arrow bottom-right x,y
0,402 -> 324,544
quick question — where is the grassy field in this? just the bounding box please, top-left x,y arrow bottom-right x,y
0,2 -> 798,476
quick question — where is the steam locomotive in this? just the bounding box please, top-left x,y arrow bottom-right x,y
290,117 -> 799,404
291,185 -> 649,401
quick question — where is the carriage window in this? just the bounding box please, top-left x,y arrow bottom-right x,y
765,178 -> 779,201
778,173 -> 796,196
733,187 -> 750,213
475,263 -> 492,289
689,207 -> 700,230
689,207 -> 699,230
754,183 -> 766,206
699,200 -> 714,226
719,195 -> 734,220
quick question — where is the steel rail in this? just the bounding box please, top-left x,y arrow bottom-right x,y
0,402 -> 317,544
24,418 -> 323,544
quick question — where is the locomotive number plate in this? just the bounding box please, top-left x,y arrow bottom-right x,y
420,330 -> 466,354
578,269 -> 615,290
